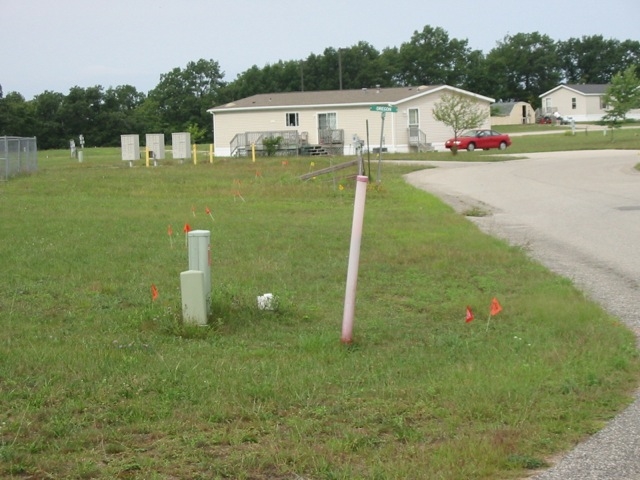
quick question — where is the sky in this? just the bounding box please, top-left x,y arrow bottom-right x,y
3,0 -> 639,100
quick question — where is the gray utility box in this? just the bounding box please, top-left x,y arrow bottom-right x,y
121,134 -> 140,161
145,133 -> 165,160
172,132 -> 191,160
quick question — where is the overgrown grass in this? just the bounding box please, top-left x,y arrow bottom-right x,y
0,147 -> 638,479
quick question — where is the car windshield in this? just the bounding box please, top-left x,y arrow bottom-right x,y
461,130 -> 479,137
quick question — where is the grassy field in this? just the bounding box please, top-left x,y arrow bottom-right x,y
0,143 -> 639,479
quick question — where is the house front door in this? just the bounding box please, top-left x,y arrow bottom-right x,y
408,108 -> 419,141
318,112 -> 337,144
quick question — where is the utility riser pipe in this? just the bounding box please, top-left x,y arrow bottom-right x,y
341,175 -> 369,344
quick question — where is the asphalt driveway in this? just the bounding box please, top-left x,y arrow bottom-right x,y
404,150 -> 640,479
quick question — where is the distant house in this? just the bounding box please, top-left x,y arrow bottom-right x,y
539,84 -> 640,122
491,101 -> 535,126
207,85 -> 494,157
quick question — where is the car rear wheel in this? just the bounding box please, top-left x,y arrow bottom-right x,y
467,143 -> 475,152
499,142 -> 507,150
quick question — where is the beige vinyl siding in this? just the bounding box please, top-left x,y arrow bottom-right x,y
585,94 -> 605,115
542,88 -> 581,117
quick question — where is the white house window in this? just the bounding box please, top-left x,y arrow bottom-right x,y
408,108 -> 419,126
286,112 -> 299,127
318,112 -> 337,130
600,97 -> 608,110
571,98 -> 577,109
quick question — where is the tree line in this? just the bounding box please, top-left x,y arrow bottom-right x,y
1,26 -> 639,150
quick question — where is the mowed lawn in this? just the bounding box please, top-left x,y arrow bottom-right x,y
0,146 -> 638,479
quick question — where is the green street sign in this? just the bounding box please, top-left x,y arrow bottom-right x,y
370,104 -> 398,113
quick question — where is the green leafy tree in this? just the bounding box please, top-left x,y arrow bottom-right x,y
146,59 -> 225,139
298,49 -> 341,91
287,43 -> 393,93
57,85 -> 105,146
103,85 -> 145,112
32,90 -> 65,149
97,85 -> 146,145
332,42 -> 393,90
395,25 -> 473,86
186,122 -> 207,144
486,32 -> 561,107
0,92 -> 35,137
457,49 -> 493,96
602,66 -> 640,137
559,35 -> 626,84
433,93 -> 488,149
221,60 -> 302,103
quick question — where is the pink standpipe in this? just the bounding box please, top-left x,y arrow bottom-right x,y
341,175 -> 369,344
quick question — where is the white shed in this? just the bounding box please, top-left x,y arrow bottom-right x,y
491,101 -> 535,126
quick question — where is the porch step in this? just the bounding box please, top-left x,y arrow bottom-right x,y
301,145 -> 329,156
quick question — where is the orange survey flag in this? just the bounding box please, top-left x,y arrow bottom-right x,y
465,306 -> 474,323
151,284 -> 159,301
490,297 -> 502,316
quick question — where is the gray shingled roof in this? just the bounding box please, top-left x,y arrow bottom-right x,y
209,85 -> 494,112
210,86 -> 439,111
564,84 -> 608,95
491,101 -> 517,116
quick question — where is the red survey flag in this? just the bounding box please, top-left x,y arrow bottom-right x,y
465,306 -> 474,323
490,297 -> 502,316
151,284 -> 159,301
233,190 -> 245,202
167,224 -> 173,236
183,223 -> 192,247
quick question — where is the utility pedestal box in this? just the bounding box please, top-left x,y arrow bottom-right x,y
187,230 -> 211,314
172,132 -> 191,161
121,134 -> 140,166
180,270 -> 207,325
145,133 -> 165,160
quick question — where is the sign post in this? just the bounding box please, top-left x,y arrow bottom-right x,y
370,105 -> 398,182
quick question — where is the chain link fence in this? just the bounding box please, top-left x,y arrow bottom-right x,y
1,136 -> 38,180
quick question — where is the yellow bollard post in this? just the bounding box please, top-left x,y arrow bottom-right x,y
251,143 -> 256,163
145,147 -> 150,167
209,144 -> 214,163
192,144 -> 197,165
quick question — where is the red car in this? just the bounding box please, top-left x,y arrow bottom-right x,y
444,129 -> 512,152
